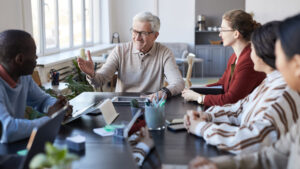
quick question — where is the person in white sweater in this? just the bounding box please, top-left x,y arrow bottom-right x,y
188,13 -> 300,169
184,21 -> 300,154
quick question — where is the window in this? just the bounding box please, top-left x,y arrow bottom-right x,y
31,0 -> 98,55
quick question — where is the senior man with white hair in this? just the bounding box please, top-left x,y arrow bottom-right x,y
77,12 -> 184,99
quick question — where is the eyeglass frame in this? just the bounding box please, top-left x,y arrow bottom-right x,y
219,27 -> 235,32
130,28 -> 154,37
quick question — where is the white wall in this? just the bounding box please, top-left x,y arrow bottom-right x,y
157,0 -> 195,46
109,0 -> 156,43
0,0 -> 23,32
0,0 -> 32,33
109,0 -> 195,46
246,0 -> 300,24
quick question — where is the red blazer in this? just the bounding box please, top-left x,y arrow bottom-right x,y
204,45 -> 265,106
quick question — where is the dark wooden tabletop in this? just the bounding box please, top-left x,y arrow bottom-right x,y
0,92 -> 231,169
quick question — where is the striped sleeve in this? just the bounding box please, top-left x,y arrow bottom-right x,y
128,133 -> 151,167
132,142 -> 151,166
261,90 -> 300,139
211,119 -> 300,169
206,95 -> 250,125
194,88 -> 300,154
193,116 -> 278,154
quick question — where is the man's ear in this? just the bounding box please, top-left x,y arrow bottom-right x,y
294,54 -> 300,79
14,53 -> 24,65
154,32 -> 159,39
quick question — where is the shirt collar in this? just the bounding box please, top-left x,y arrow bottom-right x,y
132,42 -> 157,57
231,44 -> 251,65
0,64 -> 17,88
266,70 -> 281,82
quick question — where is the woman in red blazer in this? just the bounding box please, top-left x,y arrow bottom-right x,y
182,10 -> 266,106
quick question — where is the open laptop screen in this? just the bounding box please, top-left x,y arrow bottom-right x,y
20,105 -> 67,169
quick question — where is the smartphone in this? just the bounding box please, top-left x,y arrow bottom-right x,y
165,118 -> 184,125
167,123 -> 186,132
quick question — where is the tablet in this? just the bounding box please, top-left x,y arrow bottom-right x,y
112,96 -> 147,106
167,123 -> 186,132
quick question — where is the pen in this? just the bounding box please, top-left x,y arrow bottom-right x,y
159,100 -> 166,107
146,99 -> 151,106
158,92 -> 166,105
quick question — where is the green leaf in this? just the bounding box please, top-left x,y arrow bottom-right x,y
130,99 -> 139,108
30,142 -> 78,168
29,154 -> 51,169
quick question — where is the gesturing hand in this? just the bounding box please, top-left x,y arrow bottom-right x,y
77,50 -> 95,78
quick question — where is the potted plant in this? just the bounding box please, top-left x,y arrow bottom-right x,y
29,142 -> 78,169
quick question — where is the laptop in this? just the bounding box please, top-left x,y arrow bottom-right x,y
0,105 -> 67,169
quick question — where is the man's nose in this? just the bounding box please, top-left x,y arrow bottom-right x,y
135,33 -> 143,41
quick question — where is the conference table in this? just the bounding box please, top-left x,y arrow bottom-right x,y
0,92 -> 231,169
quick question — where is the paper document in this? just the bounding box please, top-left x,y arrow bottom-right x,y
93,128 -> 114,137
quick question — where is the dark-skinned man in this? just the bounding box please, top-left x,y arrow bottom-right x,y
0,30 -> 72,143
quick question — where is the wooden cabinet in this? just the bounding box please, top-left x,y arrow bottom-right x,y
195,45 -> 233,77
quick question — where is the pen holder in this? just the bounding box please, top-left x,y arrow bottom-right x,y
130,107 -> 144,117
144,104 -> 165,130
131,107 -> 139,117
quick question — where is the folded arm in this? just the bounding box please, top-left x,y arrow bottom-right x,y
211,120 -> 300,169
191,116 -> 278,154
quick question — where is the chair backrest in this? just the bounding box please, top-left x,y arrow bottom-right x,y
185,53 -> 195,88
160,42 -> 189,59
31,70 -> 42,86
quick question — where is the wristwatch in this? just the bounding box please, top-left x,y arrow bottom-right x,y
160,87 -> 172,98
197,95 -> 205,104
